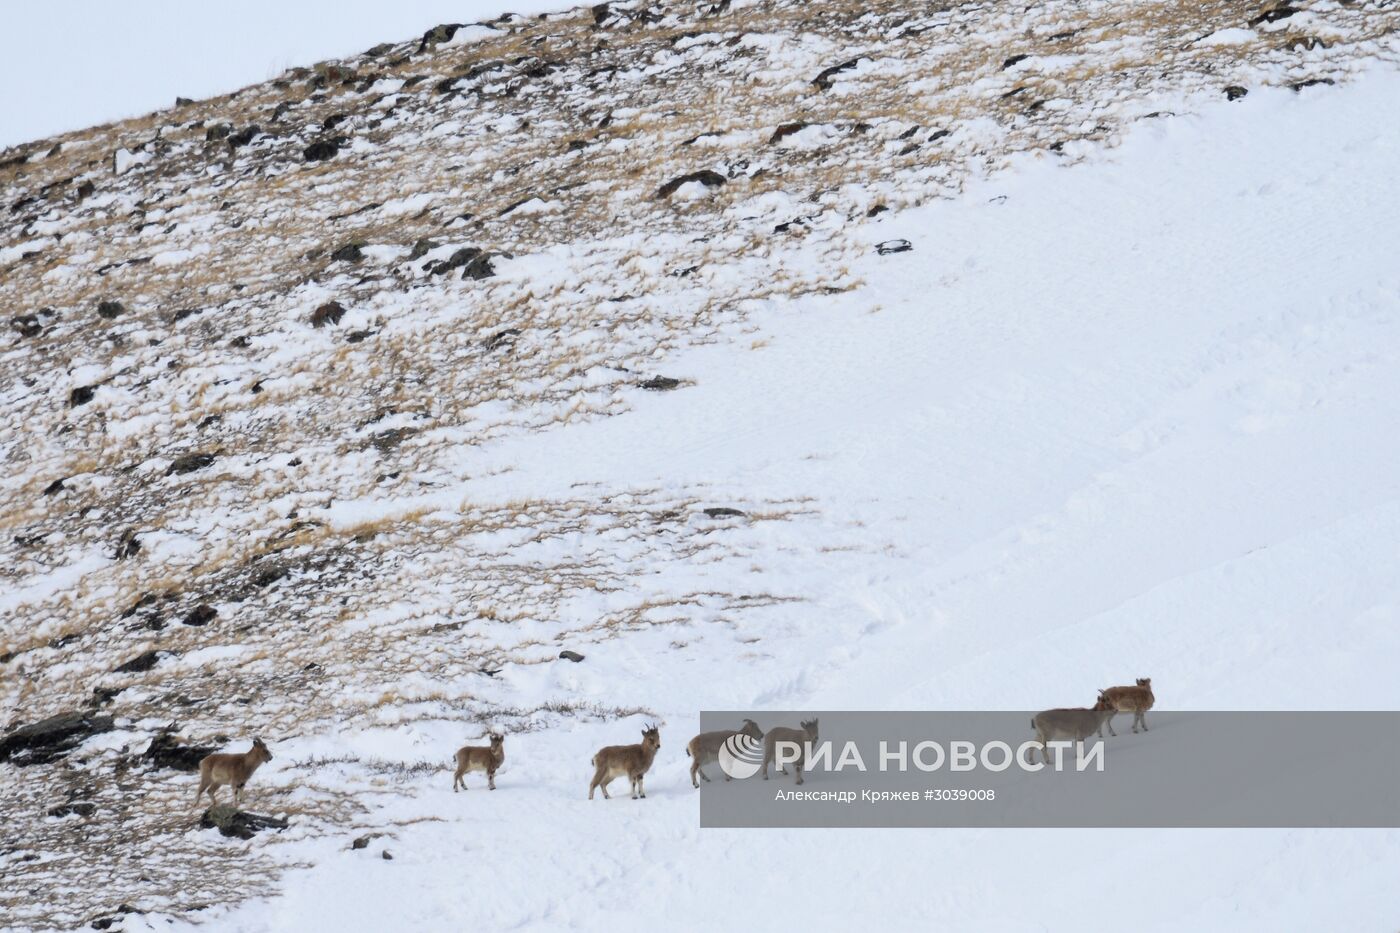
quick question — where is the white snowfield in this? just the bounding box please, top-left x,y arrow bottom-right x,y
119,67 -> 1400,933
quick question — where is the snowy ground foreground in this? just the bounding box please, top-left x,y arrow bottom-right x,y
0,0 -> 573,148
134,68 -> 1400,932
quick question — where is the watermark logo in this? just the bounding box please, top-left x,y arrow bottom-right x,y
718,733 -> 765,780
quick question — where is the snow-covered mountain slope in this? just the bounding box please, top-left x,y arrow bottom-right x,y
2,0 -> 1399,929
138,67 -> 1400,933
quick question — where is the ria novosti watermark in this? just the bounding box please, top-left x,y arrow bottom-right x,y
697,711 -> 1400,828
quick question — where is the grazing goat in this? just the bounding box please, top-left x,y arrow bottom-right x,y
453,733 -> 505,791
761,718 -> 818,785
686,718 -> 763,788
589,724 -> 661,800
1030,696 -> 1115,764
194,738 -> 272,808
1100,677 -> 1155,733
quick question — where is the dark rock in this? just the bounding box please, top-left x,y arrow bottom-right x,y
227,125 -> 262,148
483,328 -> 521,351
69,386 -> 96,407
639,376 -> 681,391
559,650 -> 586,663
352,835 -> 372,849
114,650 -> 164,674
311,301 -> 347,328
200,805 -> 290,840
13,313 -> 43,337
346,329 -> 375,344
1002,54 -> 1029,69
205,124 -> 232,142
867,204 -> 889,217
142,732 -> 216,771
115,529 -> 141,560
425,246 -> 483,276
77,180 -> 95,199
655,170 -> 727,199
702,507 -> 747,518
97,300 -> 125,319
176,96 -> 195,106
89,686 -> 124,707
1225,85 -> 1249,101
182,604 -> 217,627
330,243 -> 364,263
1249,5 -> 1299,26
0,711 -> 115,765
1290,77 -> 1335,91
418,23 -> 464,52
172,307 -> 204,322
811,58 -> 863,91
408,238 -> 440,260
382,850 -> 393,860
250,563 -> 288,589
876,239 -> 913,255
1001,86 -> 1028,99
47,802 -> 97,818
769,122 -> 809,144
303,138 -> 342,162
372,428 -> 414,453
42,478 -> 65,496
166,453 -> 216,476
462,253 -> 495,280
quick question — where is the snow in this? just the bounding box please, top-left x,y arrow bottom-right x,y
114,66 -> 1400,933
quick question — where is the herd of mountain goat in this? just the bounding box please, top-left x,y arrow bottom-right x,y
190,679 -> 1155,806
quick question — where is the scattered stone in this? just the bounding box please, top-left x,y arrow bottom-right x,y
250,562 -> 288,589
346,329 -> 375,344
142,732 -> 216,771
702,507 -> 747,518
559,650 -> 586,663
639,376 -> 681,391
166,452 -> 216,476
115,529 -> 141,560
200,805 -> 290,840
655,170 -> 727,199
876,239 -> 913,255
1225,85 -> 1249,100
408,238 -> 440,260
1290,77 -> 1335,91
418,23 -> 464,52
867,204 -> 889,217
227,125 -> 262,148
303,138 -> 342,162
382,850 -> 393,861
330,242 -> 365,263
1002,54 -> 1029,69
13,313 -> 43,337
114,649 -> 164,674
47,802 -> 97,818
311,301 -> 347,328
69,386 -> 96,407
811,58 -> 863,91
0,712 -> 115,766
89,686 -> 124,707
182,604 -> 217,627
462,253 -> 495,280
97,300 -> 125,319
769,122 -> 810,144
484,327 -> 521,351
1249,5 -> 1299,26
205,124 -> 233,142
351,834 -> 374,849
42,478 -> 65,496
76,180 -> 95,199
176,96 -> 195,106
